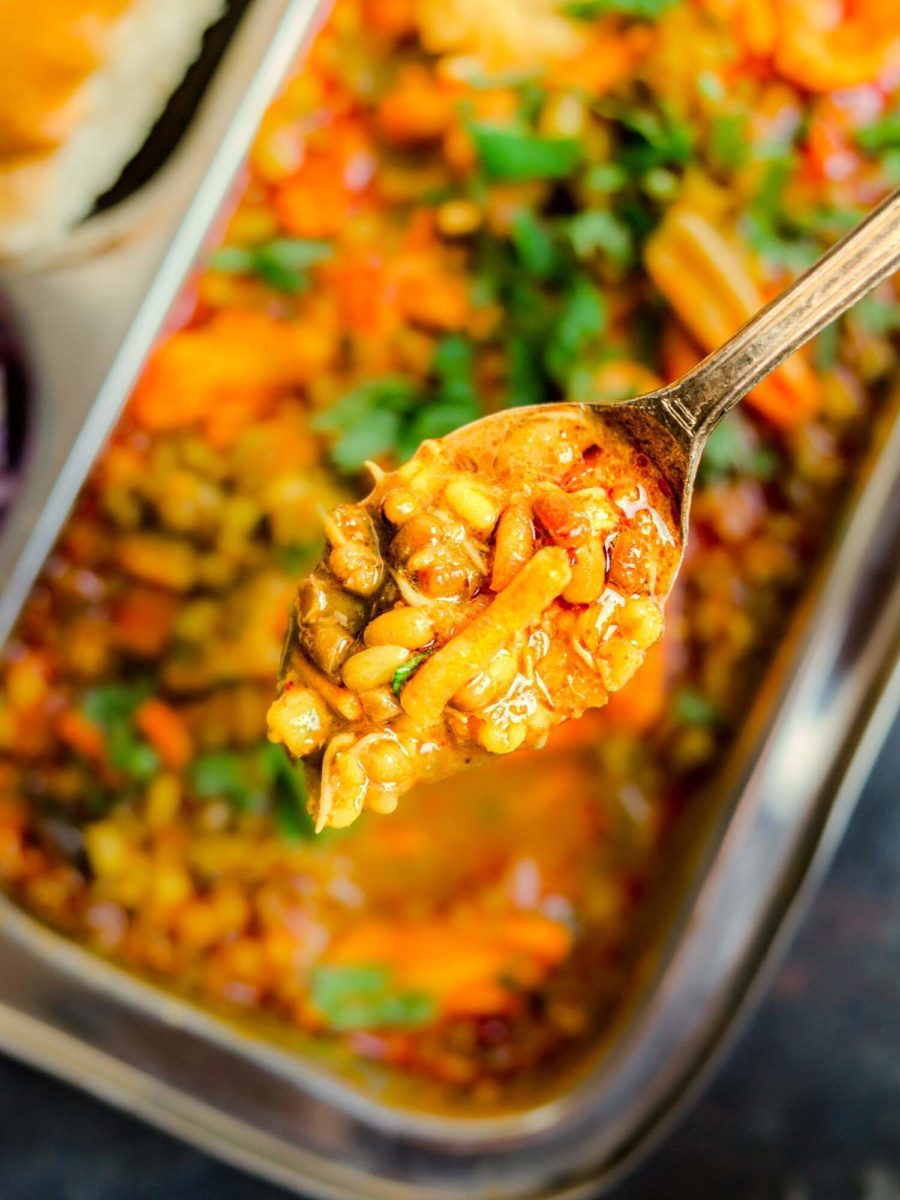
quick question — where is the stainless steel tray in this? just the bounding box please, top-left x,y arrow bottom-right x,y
0,3 -> 898,1192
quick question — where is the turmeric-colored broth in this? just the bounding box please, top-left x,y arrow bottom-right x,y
0,0 -> 897,1101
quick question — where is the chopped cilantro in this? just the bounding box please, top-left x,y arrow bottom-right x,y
545,274 -> 607,383
698,413 -> 778,485
850,293 -> 900,336
310,964 -> 436,1031
640,167 -> 679,202
275,542 -> 320,575
258,742 -> 315,842
433,334 -> 478,407
189,750 -> 261,808
392,652 -> 431,696
82,682 -> 159,784
189,744 -> 315,838
315,338 -> 485,472
563,0 -> 679,18
211,238 -> 332,294
584,162 -> 629,193
83,682 -> 152,728
507,334 -> 545,407
107,725 -> 159,783
881,148 -> 900,184
470,124 -> 582,182
856,113 -> 900,153
673,689 -> 719,726
614,107 -> 694,173
815,322 -> 840,372
709,113 -> 749,170
312,377 -> 419,472
511,210 -> 561,280
696,71 -> 725,102
568,210 -> 634,266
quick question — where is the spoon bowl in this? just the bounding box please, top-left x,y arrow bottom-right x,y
271,189 -> 900,829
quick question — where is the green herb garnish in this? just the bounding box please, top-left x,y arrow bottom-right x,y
392,653 -> 431,696
584,162 -> 629,193
82,682 -> 159,784
545,274 -> 607,383
258,742 -> 315,842
312,376 -> 420,472
709,113 -> 750,170
856,113 -> 900,154
614,107 -> 694,174
849,293 -> 900,336
189,750 -> 264,809
189,744 -> 315,838
83,682 -> 152,727
315,337 -> 482,473
568,210 -> 633,266
563,0 -> 679,19
511,210 -> 561,280
470,124 -> 582,182
697,413 -> 778,485
211,238 -> 332,294
815,322 -> 840,371
673,689 -> 719,726
275,542 -> 321,576
310,964 -> 436,1031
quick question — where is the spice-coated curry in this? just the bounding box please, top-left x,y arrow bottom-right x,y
269,407 -> 680,829
0,0 -> 897,1101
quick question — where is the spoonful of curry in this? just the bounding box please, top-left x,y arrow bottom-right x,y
267,189 -> 900,832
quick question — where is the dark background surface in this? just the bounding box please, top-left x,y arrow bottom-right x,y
1,717 -> 898,1200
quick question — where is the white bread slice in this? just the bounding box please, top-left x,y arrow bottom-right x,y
0,0 -> 225,260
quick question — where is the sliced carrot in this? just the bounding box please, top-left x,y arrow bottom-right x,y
130,310 -> 336,438
112,587 -> 178,657
135,700 -> 194,771
274,164 -> 354,239
363,0 -> 416,36
775,0 -> 900,93
58,709 -> 106,763
376,66 -> 457,144
646,206 -> 820,428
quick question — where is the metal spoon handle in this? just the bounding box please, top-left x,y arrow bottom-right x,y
665,188 -> 900,441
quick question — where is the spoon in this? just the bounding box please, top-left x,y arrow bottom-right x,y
273,189 -> 900,828
440,187 -> 900,557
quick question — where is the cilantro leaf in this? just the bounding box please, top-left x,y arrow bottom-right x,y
211,238 -> 332,294
275,542 -> 321,575
310,964 -> 436,1031
511,210 -> 561,280
189,750 -> 264,810
470,124 -> 582,181
568,210 -> 634,266
189,744 -> 315,837
258,742 -> 315,841
673,689 -> 719,726
709,113 -> 750,170
83,682 -> 152,728
698,413 -> 778,485
545,274 -> 607,383
563,0 -> 679,17
856,113 -> 900,153
82,682 -> 159,784
312,377 -> 420,472
392,652 -> 431,696
615,107 -> 694,173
